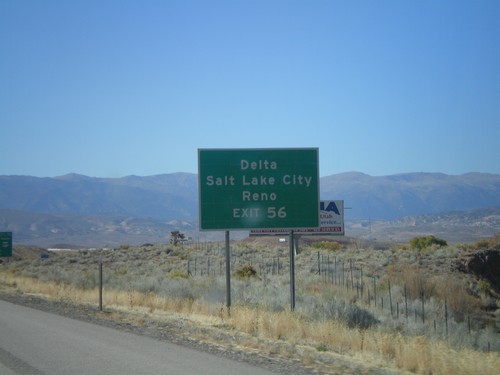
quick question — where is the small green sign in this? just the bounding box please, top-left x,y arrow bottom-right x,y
198,148 -> 319,230
0,232 -> 12,257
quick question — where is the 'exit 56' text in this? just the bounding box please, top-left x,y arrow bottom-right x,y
232,206 -> 286,219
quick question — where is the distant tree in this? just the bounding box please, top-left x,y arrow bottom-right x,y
170,230 -> 185,246
409,235 -> 447,250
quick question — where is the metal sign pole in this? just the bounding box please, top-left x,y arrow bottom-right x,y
99,260 -> 103,311
225,230 -> 231,315
294,234 -> 300,256
289,230 -> 295,311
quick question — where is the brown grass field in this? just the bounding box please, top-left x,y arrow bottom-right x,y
1,234 -> 499,374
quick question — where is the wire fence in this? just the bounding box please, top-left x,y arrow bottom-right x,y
184,247 -> 496,352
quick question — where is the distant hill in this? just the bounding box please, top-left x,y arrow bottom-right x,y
321,172 -> 500,220
1,172 -> 499,247
0,173 -> 198,220
0,208 -> 196,248
345,206 -> 500,245
2,171 -> 498,221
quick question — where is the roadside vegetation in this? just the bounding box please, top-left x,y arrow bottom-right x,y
1,234 -> 499,374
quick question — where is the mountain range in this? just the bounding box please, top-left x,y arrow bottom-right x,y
0,173 -> 198,221
1,172 -> 499,247
321,172 -> 500,219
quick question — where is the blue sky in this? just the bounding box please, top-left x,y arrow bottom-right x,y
1,0 -> 499,178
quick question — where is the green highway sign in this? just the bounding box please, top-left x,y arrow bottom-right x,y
198,148 -> 319,230
0,232 -> 12,257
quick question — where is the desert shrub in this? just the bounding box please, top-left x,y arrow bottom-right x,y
318,299 -> 378,329
476,279 -> 493,297
432,275 -> 479,321
392,244 -> 409,251
471,234 -> 500,251
230,276 -> 289,310
386,264 -> 434,300
310,241 -> 343,251
474,240 -> 490,249
409,235 -> 447,251
135,277 -> 161,294
456,243 -> 470,251
234,264 -> 257,279
159,279 -> 194,299
168,269 -> 189,279
115,267 -> 128,275
75,270 -> 99,289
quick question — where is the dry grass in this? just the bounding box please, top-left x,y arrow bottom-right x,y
228,304 -> 499,375
2,236 -> 499,374
1,273 -> 497,375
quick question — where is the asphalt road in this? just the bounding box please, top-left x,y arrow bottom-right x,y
0,300 -> 278,375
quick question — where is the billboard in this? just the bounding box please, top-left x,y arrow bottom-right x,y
198,148 -> 319,230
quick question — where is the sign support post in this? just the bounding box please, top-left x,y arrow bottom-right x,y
225,230 -> 231,315
289,230 -> 295,311
99,260 -> 103,311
